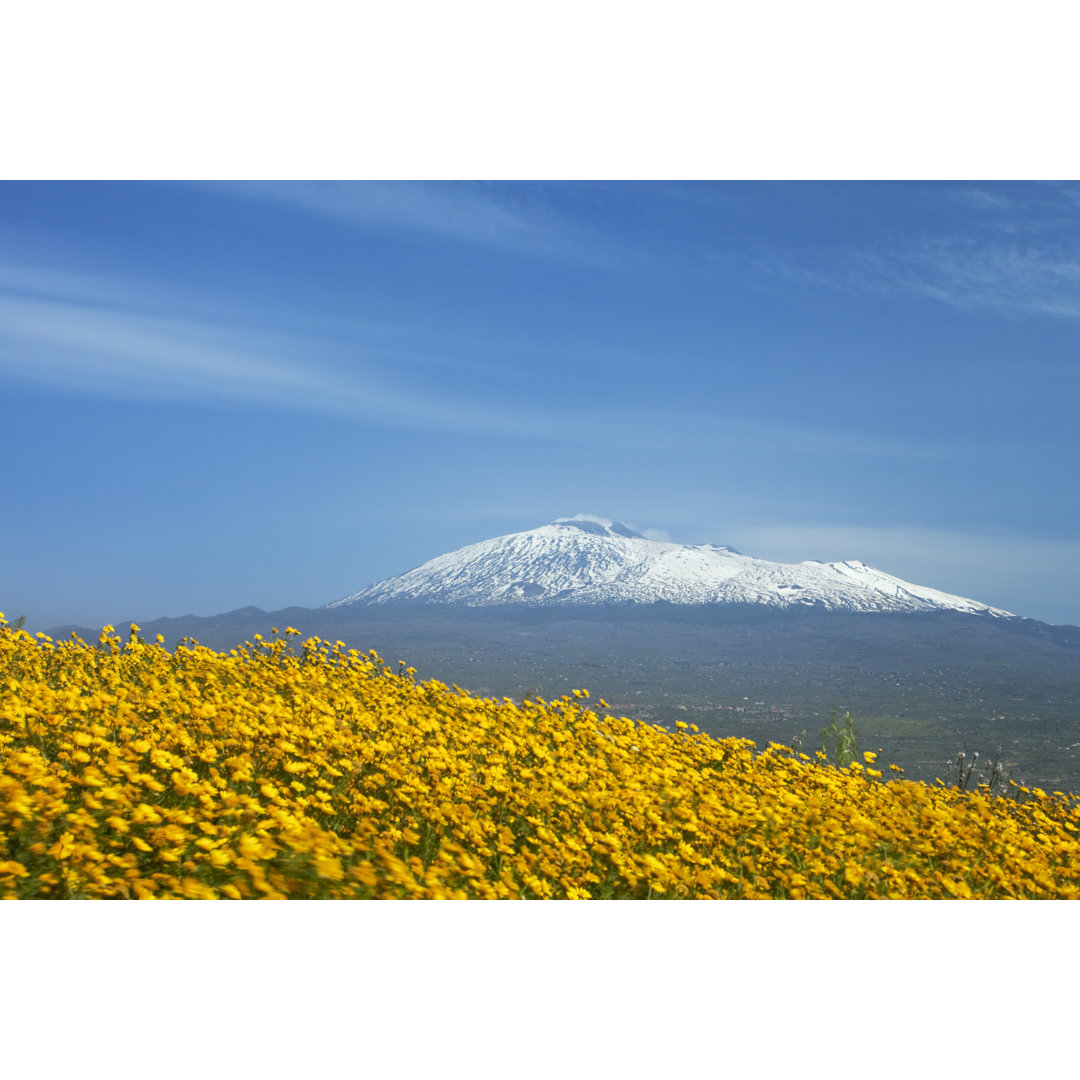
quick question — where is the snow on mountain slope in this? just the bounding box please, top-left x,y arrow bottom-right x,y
326,517 -> 1015,617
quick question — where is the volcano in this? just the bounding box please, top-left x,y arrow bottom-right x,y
326,517 -> 1014,617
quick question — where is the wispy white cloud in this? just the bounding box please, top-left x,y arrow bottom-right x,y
0,262 -> 138,307
0,294 -> 576,442
857,240 -> 1080,318
0,294 -> 307,398
0,259 -> 960,461
746,185 -> 1080,320
563,513 -> 614,525
200,181 -> 607,264
950,187 -> 1012,211
0,270 -> 628,444
556,514 -> 671,539
752,237 -> 1080,319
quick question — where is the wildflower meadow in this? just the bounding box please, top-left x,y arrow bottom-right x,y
2,613 -> 1077,899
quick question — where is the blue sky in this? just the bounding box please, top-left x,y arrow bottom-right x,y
3,180 -> 1080,628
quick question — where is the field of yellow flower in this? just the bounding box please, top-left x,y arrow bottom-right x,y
2,612 -> 1079,899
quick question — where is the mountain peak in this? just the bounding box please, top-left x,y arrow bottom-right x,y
326,518 -> 1014,618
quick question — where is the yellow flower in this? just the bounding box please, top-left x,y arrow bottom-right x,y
131,803 -> 163,825
238,834 -> 269,860
314,855 -> 345,881
48,833 -> 76,860
3,618 -> 1079,900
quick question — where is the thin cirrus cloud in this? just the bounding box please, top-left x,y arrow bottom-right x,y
0,261 -> 140,308
853,241 -> 1080,318
0,271 -> 634,444
0,261 -> 958,460
752,238 -> 1080,320
0,292 -> 347,407
201,180 -> 608,264
743,183 -> 1080,320
0,259 -> 530,432
950,187 -> 1012,211
0,291 -> 575,442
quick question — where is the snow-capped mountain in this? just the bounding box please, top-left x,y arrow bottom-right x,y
326,517 -> 1015,617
